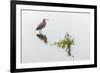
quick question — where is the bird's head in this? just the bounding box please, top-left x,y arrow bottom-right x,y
43,18 -> 49,22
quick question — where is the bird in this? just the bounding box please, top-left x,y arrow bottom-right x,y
36,18 -> 48,33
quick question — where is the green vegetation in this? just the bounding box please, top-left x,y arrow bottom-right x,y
54,32 -> 75,49
54,32 -> 75,56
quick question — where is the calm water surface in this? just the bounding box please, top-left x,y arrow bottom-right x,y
22,10 -> 90,63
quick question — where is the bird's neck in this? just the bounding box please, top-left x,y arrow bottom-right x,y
43,21 -> 46,23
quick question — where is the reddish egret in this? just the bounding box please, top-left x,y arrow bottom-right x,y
36,18 -> 48,33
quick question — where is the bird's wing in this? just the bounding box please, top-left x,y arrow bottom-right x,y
36,22 -> 44,30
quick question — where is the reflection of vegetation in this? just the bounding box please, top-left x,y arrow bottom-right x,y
36,33 -> 48,44
54,32 -> 75,57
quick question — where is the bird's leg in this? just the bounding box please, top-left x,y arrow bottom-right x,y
39,30 -> 42,34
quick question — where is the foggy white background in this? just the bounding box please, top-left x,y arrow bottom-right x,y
22,10 -> 90,63
0,0 -> 100,73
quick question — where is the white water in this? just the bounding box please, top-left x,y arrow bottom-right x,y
21,10 -> 90,63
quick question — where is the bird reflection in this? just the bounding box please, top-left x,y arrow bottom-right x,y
36,33 -> 48,44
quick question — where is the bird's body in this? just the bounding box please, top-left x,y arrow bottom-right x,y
36,21 -> 46,30
36,19 -> 47,32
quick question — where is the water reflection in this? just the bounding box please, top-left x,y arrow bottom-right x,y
35,32 -> 75,58
54,33 -> 75,57
36,33 -> 48,44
